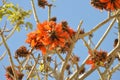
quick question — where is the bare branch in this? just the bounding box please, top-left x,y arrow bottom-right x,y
27,54 -> 40,79
31,0 -> 39,23
95,18 -> 116,49
0,25 -> 17,46
48,4 -> 52,21
0,32 -> 17,79
79,13 -> 120,39
0,50 -> 7,60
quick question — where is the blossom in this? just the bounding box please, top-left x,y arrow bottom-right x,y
26,20 -> 75,55
91,0 -> 120,11
91,0 -> 107,10
86,49 -> 108,69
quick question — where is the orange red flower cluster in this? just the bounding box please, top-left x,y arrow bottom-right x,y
91,0 -> 120,11
26,21 -> 75,55
86,49 -> 108,69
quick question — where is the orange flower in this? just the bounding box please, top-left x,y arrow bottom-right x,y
26,20 -> 75,55
91,0 -> 107,10
91,0 -> 120,11
86,49 -> 108,69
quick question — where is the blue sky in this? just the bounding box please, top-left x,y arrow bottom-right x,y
0,0 -> 120,80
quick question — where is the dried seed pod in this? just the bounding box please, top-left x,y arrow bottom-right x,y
50,17 -> 57,22
17,72 -> 24,80
5,66 -> 24,80
70,55 -> 80,64
15,46 -> 29,58
38,0 -> 48,8
47,56 -> 52,62
79,29 -> 85,34
6,66 -> 14,76
65,64 -> 70,70
79,67 -> 85,74
61,21 -> 68,29
113,38 -> 118,47
67,70 -> 71,75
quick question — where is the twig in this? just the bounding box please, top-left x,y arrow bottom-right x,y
59,41 -> 75,80
75,20 -> 83,41
15,58 -> 23,71
82,38 -> 91,50
110,63 -> 120,75
0,50 -> 7,60
31,0 -> 39,23
69,56 -> 89,80
27,54 -> 40,79
78,12 -> 120,39
78,68 -> 96,80
0,25 -> 17,46
22,55 -> 31,70
22,48 -> 34,71
79,68 -> 96,80
117,12 -> 120,46
108,11 -> 111,18
31,54 -> 41,80
97,68 -> 104,80
35,68 -> 41,80
0,32 -> 17,79
57,53 -> 64,61
95,18 -> 116,49
48,4 -> 52,21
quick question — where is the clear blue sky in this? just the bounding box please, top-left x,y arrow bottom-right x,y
0,0 -> 120,80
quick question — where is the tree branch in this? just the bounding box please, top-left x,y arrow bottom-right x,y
78,13 -> 120,39
0,25 -> 17,46
27,54 -> 40,79
0,32 -> 17,79
95,18 -> 116,49
0,50 -> 7,60
31,0 -> 39,23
